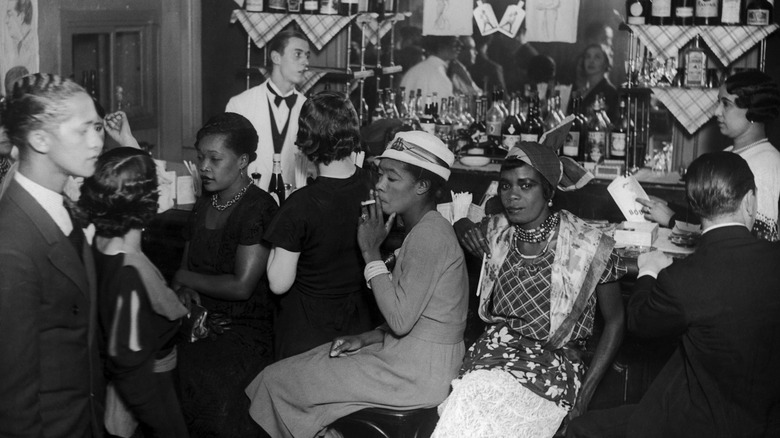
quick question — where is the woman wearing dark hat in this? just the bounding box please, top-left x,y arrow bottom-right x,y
639,70 -> 780,241
246,131 -> 469,438
433,142 -> 626,437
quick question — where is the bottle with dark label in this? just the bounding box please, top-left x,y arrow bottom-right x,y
340,0 -> 358,15
610,98 -> 630,158
419,95 -> 436,135
501,97 -> 522,151
520,95 -> 544,143
562,96 -> 584,160
674,0 -> 695,24
303,0 -> 319,13
651,0 -> 674,24
587,99 -> 607,163
720,0 -> 742,24
695,0 -> 720,24
627,0 -> 649,24
746,0 -> 773,24
469,97 -> 488,149
269,153 -> 286,205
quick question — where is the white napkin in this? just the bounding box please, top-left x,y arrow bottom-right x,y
451,191 -> 473,222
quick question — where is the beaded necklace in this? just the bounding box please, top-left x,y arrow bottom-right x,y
211,182 -> 253,211
513,211 -> 560,244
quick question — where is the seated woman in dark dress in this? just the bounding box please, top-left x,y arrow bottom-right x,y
173,113 -> 278,437
80,147 -> 189,437
265,90 -> 376,360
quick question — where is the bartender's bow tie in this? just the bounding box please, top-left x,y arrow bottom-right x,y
268,87 -> 298,108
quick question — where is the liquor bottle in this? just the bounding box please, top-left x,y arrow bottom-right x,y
414,89 -> 424,119
269,154 -> 286,205
586,100 -> 608,163
319,0 -> 339,15
357,0 -> 369,13
562,96 -> 585,160
340,0 -> 358,15
554,94 -> 566,125
359,97 -> 370,127
720,0 -> 742,24
419,95 -> 436,135
384,88 -> 399,119
245,0 -> 264,12
287,0 -> 302,13
268,0 -> 287,12
497,89 -> 509,119
627,0 -> 649,23
303,0 -> 319,13
610,99 -> 631,158
486,91 -> 505,151
674,0 -> 695,24
543,96 -> 563,132
520,96 -> 544,143
434,98 -> 453,143
683,35 -> 707,87
468,97 -> 489,149
651,0 -> 674,24
695,0 -> 720,24
746,0 -> 773,24
371,91 -> 387,123
501,98 -> 523,151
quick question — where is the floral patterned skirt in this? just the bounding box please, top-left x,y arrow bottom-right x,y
460,322 -> 586,409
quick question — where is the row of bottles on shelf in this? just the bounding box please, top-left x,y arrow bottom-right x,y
366,86 -> 633,165
628,34 -> 725,88
626,0 -> 774,26
245,0 -> 398,16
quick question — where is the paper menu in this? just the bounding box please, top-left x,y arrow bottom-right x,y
607,175 -> 650,222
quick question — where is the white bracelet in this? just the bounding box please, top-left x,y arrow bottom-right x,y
363,260 -> 389,289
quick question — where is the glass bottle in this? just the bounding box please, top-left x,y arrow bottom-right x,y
746,0 -> 773,25
610,98 -> 631,158
720,0 -> 742,24
371,91 -> 387,123
269,0 -> 287,12
269,153 -> 286,205
414,89 -> 424,119
419,95 -> 436,135
543,96 -> 563,132
383,88 -> 399,119
683,36 -> 707,87
435,98 -> 453,144
651,0 -> 674,24
303,0 -> 319,13
674,0 -> 695,24
319,0 -> 339,15
695,0 -> 720,25
586,99 -> 608,163
359,96 -> 370,127
501,97 -> 523,151
627,0 -> 649,24
486,91 -> 505,151
562,96 -> 584,160
468,97 -> 488,149
287,0 -> 302,13
520,95 -> 544,143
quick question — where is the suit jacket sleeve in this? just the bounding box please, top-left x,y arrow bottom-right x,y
628,270 -> 688,338
0,248 -> 44,437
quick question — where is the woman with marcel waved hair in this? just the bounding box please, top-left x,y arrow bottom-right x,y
79,147 -> 189,437
264,90 -> 376,360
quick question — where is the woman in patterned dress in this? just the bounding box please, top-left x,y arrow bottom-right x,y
434,141 -> 627,437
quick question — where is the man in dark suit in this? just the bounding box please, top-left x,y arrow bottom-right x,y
0,74 -> 105,436
568,152 -> 780,438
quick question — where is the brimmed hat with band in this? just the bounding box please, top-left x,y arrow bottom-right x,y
378,131 -> 455,181
505,141 -> 593,191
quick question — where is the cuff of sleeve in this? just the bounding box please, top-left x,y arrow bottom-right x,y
637,269 -> 660,279
364,260 -> 389,289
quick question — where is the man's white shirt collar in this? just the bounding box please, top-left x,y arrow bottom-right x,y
14,171 -> 73,236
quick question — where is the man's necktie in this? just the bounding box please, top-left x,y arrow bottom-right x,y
63,199 -> 85,262
268,85 -> 298,108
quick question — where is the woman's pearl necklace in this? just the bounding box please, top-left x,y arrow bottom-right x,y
732,138 -> 767,154
211,182 -> 253,211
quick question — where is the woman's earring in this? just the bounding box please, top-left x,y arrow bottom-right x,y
547,199 -> 553,207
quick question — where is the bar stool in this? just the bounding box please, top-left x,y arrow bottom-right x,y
331,406 -> 439,438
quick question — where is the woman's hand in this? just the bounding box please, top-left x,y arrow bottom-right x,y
329,335 -> 366,357
454,218 -> 490,258
637,250 -> 673,275
357,190 -> 396,263
636,196 -> 674,227
177,286 -> 201,311
104,111 -> 141,149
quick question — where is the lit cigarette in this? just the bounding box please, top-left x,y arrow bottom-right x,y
361,199 -> 376,207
